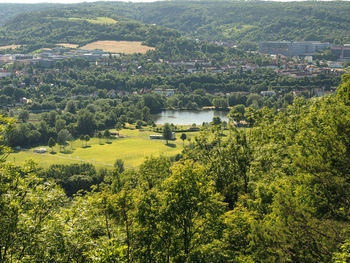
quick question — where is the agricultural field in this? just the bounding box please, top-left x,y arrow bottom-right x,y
0,44 -> 20,50
67,17 -> 118,24
7,128 -> 199,170
80,41 -> 155,54
56,43 -> 79,48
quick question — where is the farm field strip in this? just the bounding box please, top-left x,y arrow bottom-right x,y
0,45 -> 20,50
80,41 -> 155,54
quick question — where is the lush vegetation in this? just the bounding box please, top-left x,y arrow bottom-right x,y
0,6 -> 180,51
1,2 -> 350,261
0,53 -> 340,149
1,71 -> 350,262
2,1 -> 350,51
8,127 -> 192,169
0,3 -> 59,25
89,1 -> 350,45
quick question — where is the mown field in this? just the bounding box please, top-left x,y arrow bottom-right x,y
0,44 -> 20,50
80,41 -> 155,54
68,17 -> 118,25
7,128 -> 199,169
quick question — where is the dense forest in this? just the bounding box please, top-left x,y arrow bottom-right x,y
93,1 -> 350,44
0,7 -> 180,48
1,71 -> 350,262
1,1 -> 350,49
0,3 -> 60,25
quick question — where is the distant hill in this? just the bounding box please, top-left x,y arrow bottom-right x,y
0,6 -> 180,50
89,1 -> 350,44
1,1 -> 350,51
0,3 -> 61,26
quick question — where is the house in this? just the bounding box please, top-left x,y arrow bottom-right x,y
154,88 -> 163,94
110,131 -> 119,136
187,68 -> 199,73
34,148 -> 47,154
260,91 -> 276,97
0,70 -> 12,78
165,89 -> 175,96
20,97 -> 29,104
150,132 -> 176,140
107,89 -> 117,99
150,134 -> 163,140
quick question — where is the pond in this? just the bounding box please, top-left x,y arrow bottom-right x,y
152,110 -> 229,125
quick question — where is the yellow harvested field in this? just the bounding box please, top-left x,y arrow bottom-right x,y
57,43 -> 79,48
68,17 -> 118,25
80,41 -> 155,54
0,45 -> 20,50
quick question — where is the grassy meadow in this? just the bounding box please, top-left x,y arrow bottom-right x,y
68,17 -> 118,24
0,45 -> 20,50
8,127 -> 199,170
80,41 -> 155,54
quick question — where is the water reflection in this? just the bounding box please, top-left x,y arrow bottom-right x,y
152,110 -> 229,125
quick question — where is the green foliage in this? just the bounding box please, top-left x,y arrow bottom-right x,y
40,163 -> 102,196
337,71 -> 350,105
180,133 -> 187,146
114,159 -> 125,174
162,123 -> 172,144
0,115 -> 14,162
18,109 -> 29,123
0,161 -> 65,262
48,137 -> 55,152
57,128 -> 72,148
0,6 -> 180,49
109,1 -> 350,44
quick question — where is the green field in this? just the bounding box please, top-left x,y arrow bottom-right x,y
68,17 -> 118,24
7,128 -> 199,169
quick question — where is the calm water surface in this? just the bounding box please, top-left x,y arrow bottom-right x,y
152,110 -> 229,125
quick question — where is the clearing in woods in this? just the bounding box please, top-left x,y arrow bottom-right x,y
68,17 -> 118,24
0,45 -> 20,50
80,41 -> 155,54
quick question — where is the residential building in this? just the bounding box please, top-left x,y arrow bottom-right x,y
259,41 -> 334,57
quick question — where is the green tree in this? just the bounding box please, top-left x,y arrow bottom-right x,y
18,110 -> 29,123
55,118 -> 66,133
77,110 -> 96,136
114,159 -> 125,175
229,104 -> 246,124
57,129 -> 72,150
212,116 -> 222,126
136,120 -> 143,129
0,161 -> 65,262
65,100 -> 76,114
180,133 -> 187,146
97,131 -> 103,144
80,134 -> 85,147
162,161 -> 225,261
104,129 -> 111,143
85,134 -> 90,146
48,137 -> 56,153
162,123 -> 172,144
0,115 -> 14,162
115,122 -> 123,132
108,188 -> 135,263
